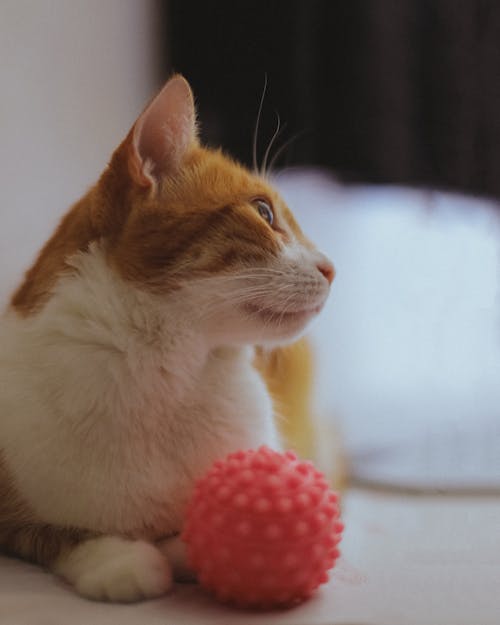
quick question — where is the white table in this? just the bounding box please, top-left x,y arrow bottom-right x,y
1,489 -> 498,625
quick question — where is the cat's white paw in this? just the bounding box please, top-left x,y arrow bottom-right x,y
54,536 -> 172,602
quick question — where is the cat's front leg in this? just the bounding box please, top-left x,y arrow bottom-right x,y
53,535 -> 173,602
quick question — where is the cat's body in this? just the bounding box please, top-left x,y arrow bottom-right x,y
1,244 -> 278,536
0,76 -> 334,601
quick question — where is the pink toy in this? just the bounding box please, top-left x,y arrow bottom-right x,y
182,446 -> 343,609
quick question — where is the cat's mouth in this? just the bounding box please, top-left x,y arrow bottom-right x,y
243,302 -> 324,325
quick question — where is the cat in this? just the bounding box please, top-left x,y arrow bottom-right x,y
0,75 -> 334,602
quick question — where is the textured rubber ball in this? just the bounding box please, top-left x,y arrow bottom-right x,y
181,446 -> 343,609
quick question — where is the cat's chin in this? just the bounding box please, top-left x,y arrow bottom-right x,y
243,302 -> 323,324
241,301 -> 324,342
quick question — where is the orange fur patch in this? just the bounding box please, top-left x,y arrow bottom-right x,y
12,136 -> 311,313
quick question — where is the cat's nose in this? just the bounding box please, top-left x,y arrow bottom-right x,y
316,259 -> 335,285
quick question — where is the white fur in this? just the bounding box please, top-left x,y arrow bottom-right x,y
0,238 -> 330,601
0,244 -> 279,536
53,536 -> 172,602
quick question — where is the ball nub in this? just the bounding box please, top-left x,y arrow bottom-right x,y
182,446 -> 343,609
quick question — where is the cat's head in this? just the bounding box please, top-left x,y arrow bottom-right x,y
96,75 -> 334,346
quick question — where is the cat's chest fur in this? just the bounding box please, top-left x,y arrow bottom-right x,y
0,247 -> 279,537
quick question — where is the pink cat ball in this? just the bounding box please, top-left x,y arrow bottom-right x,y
181,446 -> 343,609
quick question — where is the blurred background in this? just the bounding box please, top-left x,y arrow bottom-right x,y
1,0 -> 500,494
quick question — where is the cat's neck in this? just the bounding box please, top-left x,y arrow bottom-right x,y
27,243 -> 251,400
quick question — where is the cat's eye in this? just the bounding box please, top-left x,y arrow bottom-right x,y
253,199 -> 274,226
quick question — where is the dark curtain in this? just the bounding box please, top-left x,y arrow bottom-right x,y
167,0 -> 500,198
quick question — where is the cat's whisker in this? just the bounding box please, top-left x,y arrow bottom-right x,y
274,293 -> 293,327
261,112 -> 284,176
218,282 -> 292,301
230,268 -> 287,276
188,268 -> 289,284
252,73 -> 268,173
267,129 -> 307,175
195,285 -> 294,319
277,292 -> 300,327
196,288 -> 287,317
185,279 -> 290,298
197,282 -> 289,297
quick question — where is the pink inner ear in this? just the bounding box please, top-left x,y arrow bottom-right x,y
131,76 -> 197,186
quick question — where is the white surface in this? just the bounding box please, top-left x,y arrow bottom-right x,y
1,489 -> 499,625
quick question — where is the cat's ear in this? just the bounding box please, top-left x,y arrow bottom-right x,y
128,75 -> 197,188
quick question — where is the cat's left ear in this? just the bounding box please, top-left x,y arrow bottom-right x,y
128,75 -> 197,188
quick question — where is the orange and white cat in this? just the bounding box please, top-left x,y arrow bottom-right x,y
0,75 -> 334,602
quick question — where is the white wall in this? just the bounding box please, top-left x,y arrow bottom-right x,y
0,0 -> 162,305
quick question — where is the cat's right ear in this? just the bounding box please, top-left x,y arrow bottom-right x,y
128,75 -> 197,188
